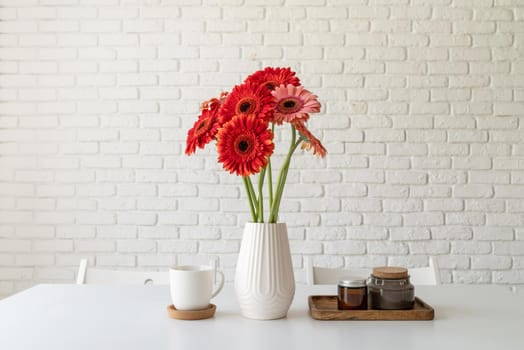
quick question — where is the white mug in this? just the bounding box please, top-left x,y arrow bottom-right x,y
169,265 -> 224,310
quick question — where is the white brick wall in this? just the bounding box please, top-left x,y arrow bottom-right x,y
1,0 -> 524,297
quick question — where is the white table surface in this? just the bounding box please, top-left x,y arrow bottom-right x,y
0,283 -> 523,350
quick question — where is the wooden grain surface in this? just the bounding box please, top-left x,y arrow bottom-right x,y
308,295 -> 434,321
166,304 -> 216,320
372,266 -> 409,279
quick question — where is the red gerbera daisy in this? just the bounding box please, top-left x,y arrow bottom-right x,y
218,83 -> 274,125
185,108 -> 221,155
244,67 -> 301,91
217,115 -> 274,177
200,91 -> 228,112
272,84 -> 321,124
292,120 -> 327,158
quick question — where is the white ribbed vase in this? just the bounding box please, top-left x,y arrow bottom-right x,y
234,223 -> 295,320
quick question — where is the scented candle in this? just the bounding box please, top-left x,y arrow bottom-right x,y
337,278 -> 367,310
368,267 -> 415,310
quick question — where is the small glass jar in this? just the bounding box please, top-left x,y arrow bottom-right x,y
337,277 -> 367,310
368,267 -> 415,310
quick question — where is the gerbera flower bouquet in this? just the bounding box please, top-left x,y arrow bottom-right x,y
185,67 -> 326,224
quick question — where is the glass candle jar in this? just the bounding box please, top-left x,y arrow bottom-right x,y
368,267 -> 415,310
337,278 -> 367,310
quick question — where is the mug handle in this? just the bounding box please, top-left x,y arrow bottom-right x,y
211,269 -> 224,298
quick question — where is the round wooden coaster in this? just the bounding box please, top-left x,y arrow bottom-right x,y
166,304 -> 216,320
372,266 -> 408,279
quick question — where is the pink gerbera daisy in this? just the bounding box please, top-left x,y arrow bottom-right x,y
271,84 -> 321,124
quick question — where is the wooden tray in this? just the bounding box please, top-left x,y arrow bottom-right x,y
166,304 -> 216,320
308,296 -> 434,321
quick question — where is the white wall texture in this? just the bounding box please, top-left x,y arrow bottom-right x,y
1,0 -> 524,298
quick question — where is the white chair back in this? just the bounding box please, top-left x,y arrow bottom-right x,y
76,259 -> 169,285
407,257 -> 440,285
305,256 -> 440,286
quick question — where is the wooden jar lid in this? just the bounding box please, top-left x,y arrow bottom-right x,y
372,266 -> 408,279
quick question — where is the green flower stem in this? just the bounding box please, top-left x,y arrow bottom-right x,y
267,123 -> 275,209
245,176 -> 258,216
257,166 -> 266,223
269,162 -> 289,223
269,126 -> 304,223
269,138 -> 303,223
242,176 -> 256,222
267,158 -> 273,209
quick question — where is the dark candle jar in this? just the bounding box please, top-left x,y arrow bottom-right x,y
337,278 -> 367,310
368,267 -> 415,310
